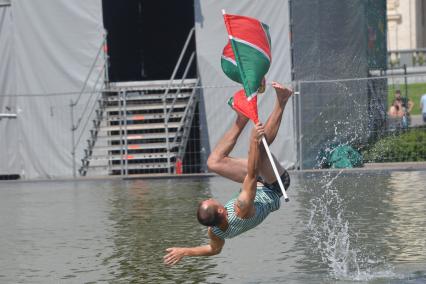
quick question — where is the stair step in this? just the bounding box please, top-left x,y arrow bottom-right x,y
89,152 -> 176,161
104,112 -> 184,122
108,79 -> 197,91
96,132 -> 180,141
89,163 -> 173,170
111,163 -> 172,170
99,122 -> 182,132
105,92 -> 191,102
93,142 -> 178,151
105,102 -> 187,112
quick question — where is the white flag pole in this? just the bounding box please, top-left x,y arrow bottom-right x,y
261,137 -> 289,202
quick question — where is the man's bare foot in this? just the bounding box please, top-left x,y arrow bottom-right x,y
272,81 -> 293,104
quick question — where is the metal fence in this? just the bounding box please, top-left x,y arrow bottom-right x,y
295,72 -> 426,169
1,72 -> 426,180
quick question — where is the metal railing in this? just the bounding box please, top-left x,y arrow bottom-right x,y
162,27 -> 196,173
70,33 -> 109,177
0,113 -> 16,120
174,78 -> 200,162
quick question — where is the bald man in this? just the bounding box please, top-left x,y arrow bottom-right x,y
164,82 -> 292,265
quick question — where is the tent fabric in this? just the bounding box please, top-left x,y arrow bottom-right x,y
194,0 -> 296,169
0,5 -> 19,175
0,1 -> 104,179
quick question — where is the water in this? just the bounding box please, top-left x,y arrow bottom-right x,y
0,171 -> 425,283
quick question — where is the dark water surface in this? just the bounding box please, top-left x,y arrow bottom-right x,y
0,171 -> 425,283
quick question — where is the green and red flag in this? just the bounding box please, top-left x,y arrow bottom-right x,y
228,89 -> 259,123
221,12 -> 272,100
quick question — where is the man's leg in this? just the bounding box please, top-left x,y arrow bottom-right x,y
207,114 -> 249,183
207,82 -> 292,184
258,82 -> 292,184
263,82 -> 292,145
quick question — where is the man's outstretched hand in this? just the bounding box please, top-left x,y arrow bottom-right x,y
164,247 -> 185,266
272,81 -> 293,103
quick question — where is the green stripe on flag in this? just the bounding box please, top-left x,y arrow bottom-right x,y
221,57 -> 242,84
227,97 -> 234,108
230,39 -> 270,98
261,23 -> 272,48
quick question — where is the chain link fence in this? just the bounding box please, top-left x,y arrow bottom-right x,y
295,73 -> 426,169
1,73 -> 426,179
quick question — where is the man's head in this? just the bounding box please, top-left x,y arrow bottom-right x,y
395,90 -> 402,100
197,199 -> 226,227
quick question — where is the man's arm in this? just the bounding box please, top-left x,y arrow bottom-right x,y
407,99 -> 414,113
164,228 -> 225,265
235,123 -> 264,218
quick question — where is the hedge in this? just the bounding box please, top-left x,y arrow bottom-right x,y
362,128 -> 426,162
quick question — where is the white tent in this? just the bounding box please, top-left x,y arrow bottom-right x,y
0,0 -> 104,178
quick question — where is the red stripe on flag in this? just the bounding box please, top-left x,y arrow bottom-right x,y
231,89 -> 259,123
223,14 -> 271,60
222,42 -> 236,61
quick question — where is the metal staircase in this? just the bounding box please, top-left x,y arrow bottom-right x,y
80,78 -> 199,176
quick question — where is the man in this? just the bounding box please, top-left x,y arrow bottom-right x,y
395,89 -> 414,114
421,92 -> 426,123
394,90 -> 414,128
164,82 -> 292,266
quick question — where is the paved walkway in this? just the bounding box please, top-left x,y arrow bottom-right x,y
411,114 -> 425,127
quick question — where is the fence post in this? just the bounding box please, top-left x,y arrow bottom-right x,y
403,64 -> 408,98
123,90 -> 128,177
163,89 -> 171,174
70,99 -> 76,178
103,31 -> 110,89
119,91 -> 124,176
297,81 -> 303,170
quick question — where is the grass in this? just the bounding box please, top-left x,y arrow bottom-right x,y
388,83 -> 426,115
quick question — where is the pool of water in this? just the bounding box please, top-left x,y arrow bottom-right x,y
0,170 -> 425,283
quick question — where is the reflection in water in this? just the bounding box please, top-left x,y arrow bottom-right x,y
1,172 -> 426,283
387,171 -> 426,263
104,178 -> 214,283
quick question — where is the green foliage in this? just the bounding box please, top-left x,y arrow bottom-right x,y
363,128 -> 426,162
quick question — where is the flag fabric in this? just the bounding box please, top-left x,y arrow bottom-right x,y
221,42 -> 242,84
228,89 -> 259,123
221,13 -> 271,100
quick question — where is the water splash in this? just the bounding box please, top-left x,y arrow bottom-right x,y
307,170 -> 359,278
306,171 -> 397,281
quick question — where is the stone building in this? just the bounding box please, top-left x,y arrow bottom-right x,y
387,0 -> 426,50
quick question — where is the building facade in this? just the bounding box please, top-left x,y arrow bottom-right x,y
387,0 -> 426,50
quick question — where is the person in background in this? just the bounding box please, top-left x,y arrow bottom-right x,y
388,99 -> 404,131
421,92 -> 426,123
388,99 -> 404,118
394,90 -> 413,128
394,89 -> 414,114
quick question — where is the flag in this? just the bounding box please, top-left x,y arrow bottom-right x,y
222,13 -> 271,100
221,42 -> 242,84
228,89 -> 259,123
